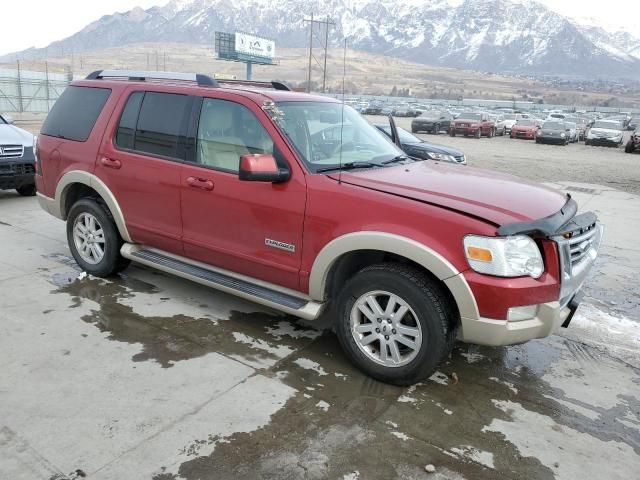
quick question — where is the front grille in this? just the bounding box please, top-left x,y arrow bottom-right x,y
566,222 -> 598,267
0,145 -> 24,158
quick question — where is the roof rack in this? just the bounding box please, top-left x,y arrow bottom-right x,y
85,70 -> 292,91
85,70 -> 218,87
214,79 -> 291,91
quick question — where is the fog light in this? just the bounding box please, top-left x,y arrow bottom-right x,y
507,305 -> 538,322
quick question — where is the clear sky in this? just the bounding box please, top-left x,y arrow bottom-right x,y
0,0 -> 638,55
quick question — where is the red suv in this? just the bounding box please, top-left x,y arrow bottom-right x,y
35,70 -> 603,385
450,112 -> 496,138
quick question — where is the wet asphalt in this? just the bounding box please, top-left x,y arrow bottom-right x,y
0,174 -> 639,479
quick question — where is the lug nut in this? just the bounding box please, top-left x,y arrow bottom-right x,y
385,335 -> 389,340
392,329 -> 396,334
377,318 -> 382,323
375,328 -> 380,333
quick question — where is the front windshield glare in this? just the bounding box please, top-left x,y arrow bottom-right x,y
273,102 -> 402,172
458,113 -> 482,120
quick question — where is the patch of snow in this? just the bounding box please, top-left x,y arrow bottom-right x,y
488,377 -> 518,394
231,332 -> 294,358
429,371 -> 449,385
343,471 -> 360,480
460,352 -> 485,364
265,321 -> 321,340
316,400 -> 330,411
386,420 -> 398,428
293,358 -> 328,376
398,395 -> 418,403
484,400 -> 639,480
450,446 -> 495,469
391,431 -> 410,441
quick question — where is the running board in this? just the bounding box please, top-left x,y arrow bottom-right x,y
120,244 -> 324,320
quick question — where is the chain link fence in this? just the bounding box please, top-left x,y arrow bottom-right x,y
0,63 -> 73,113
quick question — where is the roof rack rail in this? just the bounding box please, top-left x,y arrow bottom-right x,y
214,79 -> 292,91
85,70 -> 218,87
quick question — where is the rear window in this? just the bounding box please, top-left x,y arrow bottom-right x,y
41,86 -> 111,141
132,92 -> 191,159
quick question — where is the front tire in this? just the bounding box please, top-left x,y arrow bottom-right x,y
66,198 -> 130,277
475,129 -> 481,139
16,184 -> 36,196
335,263 -> 456,386
625,141 -> 635,153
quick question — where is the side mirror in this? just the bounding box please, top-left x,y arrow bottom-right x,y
239,154 -> 289,183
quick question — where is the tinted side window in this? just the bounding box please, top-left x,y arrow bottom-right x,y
134,92 -> 190,159
195,98 -> 274,172
115,91 -> 144,150
41,86 -> 111,142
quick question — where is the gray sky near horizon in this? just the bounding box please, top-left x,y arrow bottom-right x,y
1,0 -> 638,56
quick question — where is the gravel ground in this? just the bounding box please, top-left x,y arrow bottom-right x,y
369,115 -> 640,195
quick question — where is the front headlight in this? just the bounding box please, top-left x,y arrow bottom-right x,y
463,235 -> 544,278
427,152 -> 456,163
560,133 -> 566,138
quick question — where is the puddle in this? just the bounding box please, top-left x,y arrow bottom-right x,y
54,274 -> 321,370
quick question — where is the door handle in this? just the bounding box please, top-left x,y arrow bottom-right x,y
186,176 -> 214,191
100,157 -> 122,169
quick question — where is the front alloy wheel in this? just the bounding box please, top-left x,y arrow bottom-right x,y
350,290 -> 422,367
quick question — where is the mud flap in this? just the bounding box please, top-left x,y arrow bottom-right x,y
562,291 -> 584,328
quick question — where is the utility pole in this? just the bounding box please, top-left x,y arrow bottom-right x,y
303,13 -> 335,93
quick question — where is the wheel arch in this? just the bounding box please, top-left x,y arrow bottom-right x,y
54,170 -> 132,242
309,232 -> 479,321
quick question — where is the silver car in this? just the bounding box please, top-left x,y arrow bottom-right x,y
0,113 -> 36,196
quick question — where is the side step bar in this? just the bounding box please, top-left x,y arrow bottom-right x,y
120,244 -> 324,320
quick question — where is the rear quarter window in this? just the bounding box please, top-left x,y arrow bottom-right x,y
41,86 -> 111,142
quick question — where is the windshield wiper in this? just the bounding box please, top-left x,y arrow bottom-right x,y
381,154 -> 412,165
316,161 -> 381,173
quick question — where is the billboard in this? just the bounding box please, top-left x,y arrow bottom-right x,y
235,33 -> 275,60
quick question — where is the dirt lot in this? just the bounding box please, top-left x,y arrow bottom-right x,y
371,115 -> 640,195
1,114 -> 639,480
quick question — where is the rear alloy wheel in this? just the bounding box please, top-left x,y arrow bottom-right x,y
336,263 -> 455,385
67,198 -> 130,277
625,141 -> 635,153
16,184 -> 36,196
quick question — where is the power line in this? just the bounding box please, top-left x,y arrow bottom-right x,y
303,13 -> 335,93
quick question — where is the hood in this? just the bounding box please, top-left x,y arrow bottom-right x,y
589,127 -> 622,136
0,124 -> 33,145
407,141 -> 463,157
331,162 -> 567,227
512,124 -> 537,131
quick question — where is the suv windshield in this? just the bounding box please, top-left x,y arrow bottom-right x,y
543,122 -> 564,130
272,102 -> 401,172
517,119 -> 535,126
0,115 -> 6,124
457,113 -> 482,121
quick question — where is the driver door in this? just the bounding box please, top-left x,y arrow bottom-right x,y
180,95 -> 307,291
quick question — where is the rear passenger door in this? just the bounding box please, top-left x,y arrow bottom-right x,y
98,89 -> 193,254
180,95 -> 307,291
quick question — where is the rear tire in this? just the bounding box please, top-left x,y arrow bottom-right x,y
625,141 -> 635,153
475,129 -> 481,139
16,184 -> 36,196
335,263 -> 456,386
449,130 -> 455,137
433,123 -> 440,134
66,198 -> 130,277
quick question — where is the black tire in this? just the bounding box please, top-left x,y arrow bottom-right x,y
625,141 -> 635,153
585,139 -> 590,146
502,127 -> 507,136
335,263 -> 456,386
411,127 -> 418,133
449,129 -> 455,137
433,123 -> 440,134
475,129 -> 481,139
16,184 -> 36,196
66,198 -> 130,277
489,128 -> 495,138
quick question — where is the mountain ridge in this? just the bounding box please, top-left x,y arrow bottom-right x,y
2,0 -> 639,79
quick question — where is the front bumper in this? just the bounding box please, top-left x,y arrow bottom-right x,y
0,161 -> 35,190
537,136 -> 566,144
452,126 -> 479,135
460,219 -> 603,347
587,137 -> 621,147
412,122 -> 436,131
512,131 -> 536,139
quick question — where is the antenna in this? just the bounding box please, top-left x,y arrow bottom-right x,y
338,37 -> 347,185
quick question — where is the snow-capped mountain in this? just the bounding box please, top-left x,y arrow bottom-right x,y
3,0 -> 640,79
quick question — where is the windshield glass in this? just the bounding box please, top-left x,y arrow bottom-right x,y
420,112 -> 441,119
517,119 -> 535,126
504,114 -> 517,120
378,125 -> 421,144
543,122 -> 564,130
457,113 -> 482,121
272,102 -> 401,172
0,115 -> 6,124
592,121 -> 622,130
